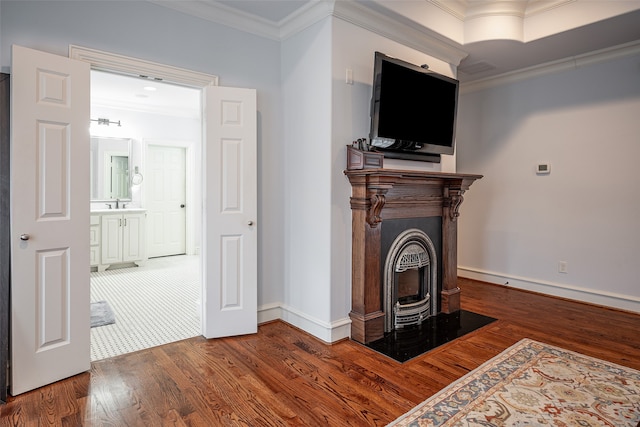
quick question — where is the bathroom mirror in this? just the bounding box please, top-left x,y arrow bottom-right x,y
90,137 -> 132,201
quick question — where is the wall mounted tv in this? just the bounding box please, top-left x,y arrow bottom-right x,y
369,52 -> 459,163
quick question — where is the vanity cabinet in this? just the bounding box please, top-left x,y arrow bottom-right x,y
90,214 -> 101,267
90,210 -> 146,271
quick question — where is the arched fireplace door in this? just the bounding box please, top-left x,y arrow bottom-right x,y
383,228 -> 438,333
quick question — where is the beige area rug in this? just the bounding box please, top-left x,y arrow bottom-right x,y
389,338 -> 640,426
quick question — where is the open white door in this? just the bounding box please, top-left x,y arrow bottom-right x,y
203,86 -> 257,338
10,45 -> 90,395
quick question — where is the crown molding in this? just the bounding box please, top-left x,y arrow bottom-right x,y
429,0 -> 576,44
465,1 -> 528,20
278,0 -> 335,40
332,1 -> 468,66
460,40 -> 640,94
148,0 -> 281,40
524,0 -> 576,17
429,0 -> 576,20
428,0 -> 467,21
148,0 -> 468,67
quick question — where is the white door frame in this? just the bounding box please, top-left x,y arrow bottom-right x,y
70,45 -> 258,340
70,45 -> 218,335
143,139 -> 196,256
70,45 -> 219,87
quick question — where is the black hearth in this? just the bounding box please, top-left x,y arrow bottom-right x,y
366,310 -> 496,363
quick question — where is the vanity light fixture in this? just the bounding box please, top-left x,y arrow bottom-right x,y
90,118 -> 121,127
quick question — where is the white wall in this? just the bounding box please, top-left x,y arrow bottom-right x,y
1,0 -> 285,307
89,105 -> 202,251
280,18 -> 334,338
456,51 -> 640,312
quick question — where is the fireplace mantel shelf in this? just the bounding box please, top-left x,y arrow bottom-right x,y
345,169 -> 482,227
344,168 -> 482,181
345,168 -> 482,344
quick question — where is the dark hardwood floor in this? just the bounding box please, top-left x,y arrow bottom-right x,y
1,278 -> 639,426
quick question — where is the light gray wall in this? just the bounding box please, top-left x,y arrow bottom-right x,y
280,17 -> 334,338
456,52 -> 640,312
1,0 -> 286,307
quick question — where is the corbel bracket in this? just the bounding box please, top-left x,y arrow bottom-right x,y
367,193 -> 386,227
447,188 -> 465,221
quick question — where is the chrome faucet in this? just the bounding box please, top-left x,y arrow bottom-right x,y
115,198 -> 120,209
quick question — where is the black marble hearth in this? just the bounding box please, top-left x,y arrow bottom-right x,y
364,310 -> 497,363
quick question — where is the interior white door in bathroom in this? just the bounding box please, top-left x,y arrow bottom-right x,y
10,45 -> 90,395
147,145 -> 187,258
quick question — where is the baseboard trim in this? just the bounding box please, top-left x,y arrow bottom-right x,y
458,266 -> 640,314
257,302 -> 283,325
258,303 -> 351,343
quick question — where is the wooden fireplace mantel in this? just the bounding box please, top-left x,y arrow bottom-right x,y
345,168 -> 482,344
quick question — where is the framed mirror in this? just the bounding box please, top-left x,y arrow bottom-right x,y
90,137 -> 132,201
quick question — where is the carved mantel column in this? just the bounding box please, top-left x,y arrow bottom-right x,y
345,169 -> 482,344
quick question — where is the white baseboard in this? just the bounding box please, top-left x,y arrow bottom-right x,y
258,302 -> 351,343
257,302 -> 282,324
458,266 -> 640,314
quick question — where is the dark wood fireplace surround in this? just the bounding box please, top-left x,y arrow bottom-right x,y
345,167 -> 482,344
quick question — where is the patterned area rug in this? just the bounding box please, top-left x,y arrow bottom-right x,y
389,338 -> 640,426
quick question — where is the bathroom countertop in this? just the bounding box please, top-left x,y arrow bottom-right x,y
91,208 -> 147,214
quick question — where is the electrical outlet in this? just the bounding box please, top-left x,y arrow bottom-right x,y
558,261 -> 568,274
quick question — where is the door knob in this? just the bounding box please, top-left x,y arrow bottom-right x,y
180,204 -> 185,208
20,234 -> 30,241
247,221 -> 254,226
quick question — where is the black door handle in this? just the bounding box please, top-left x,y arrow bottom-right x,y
180,204 -> 185,208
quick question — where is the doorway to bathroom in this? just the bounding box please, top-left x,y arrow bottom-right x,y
89,69 -> 202,360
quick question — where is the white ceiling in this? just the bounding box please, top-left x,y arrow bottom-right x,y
90,70 -> 201,118
456,7 -> 640,81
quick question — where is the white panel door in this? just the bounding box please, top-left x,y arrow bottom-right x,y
147,145 -> 186,258
204,86 -> 257,338
10,45 -> 90,395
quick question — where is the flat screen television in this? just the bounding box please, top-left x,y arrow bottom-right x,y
369,52 -> 459,162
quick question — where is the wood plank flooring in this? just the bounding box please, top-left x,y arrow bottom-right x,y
1,278 -> 639,426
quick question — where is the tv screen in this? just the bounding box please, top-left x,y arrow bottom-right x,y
369,52 -> 459,162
